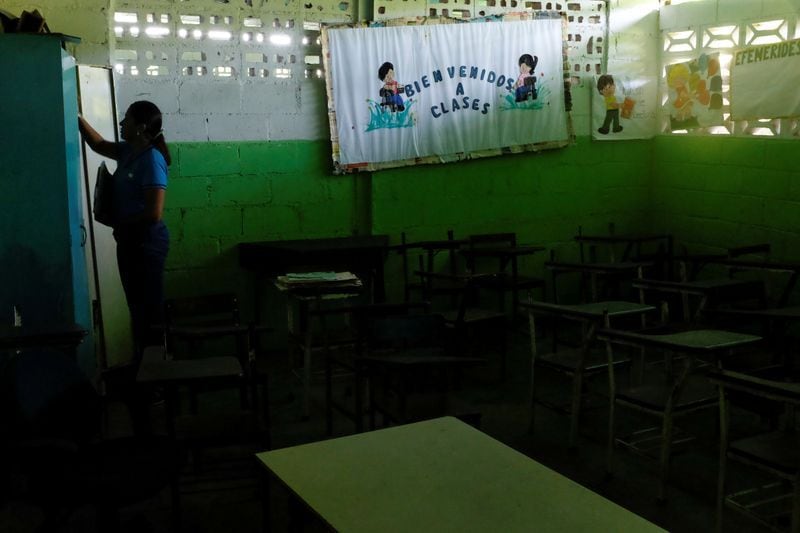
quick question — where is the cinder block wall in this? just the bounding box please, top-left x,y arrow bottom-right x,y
161,136 -> 652,324
374,138 -> 653,299
652,0 -> 800,268
651,137 -> 800,260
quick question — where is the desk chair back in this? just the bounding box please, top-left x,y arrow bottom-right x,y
399,230 -> 460,303
359,312 -> 481,428
709,368 -> 800,533
365,313 -> 446,353
325,301 -> 432,435
164,292 -> 252,366
465,232 -> 545,318
165,293 -> 241,330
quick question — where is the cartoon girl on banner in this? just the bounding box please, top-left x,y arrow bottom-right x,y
666,53 -> 723,130
502,53 -> 548,110
513,54 -> 539,102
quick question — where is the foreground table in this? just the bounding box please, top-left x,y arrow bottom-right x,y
256,416 -> 665,532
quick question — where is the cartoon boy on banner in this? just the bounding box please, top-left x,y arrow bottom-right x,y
378,61 -> 405,112
366,61 -> 415,132
666,53 -> 723,130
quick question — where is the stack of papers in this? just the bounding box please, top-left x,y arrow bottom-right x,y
276,271 -> 362,291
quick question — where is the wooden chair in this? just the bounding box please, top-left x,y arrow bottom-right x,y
397,230 -> 463,304
137,346 -> 271,496
415,270 -> 509,380
164,293 -> 253,367
324,301 -> 430,435
709,367 -> 800,533
633,277 -> 767,325
357,312 -> 484,429
598,327 -> 762,501
164,293 -> 270,409
521,299 -> 655,447
461,232 -> 546,323
547,248 -> 651,304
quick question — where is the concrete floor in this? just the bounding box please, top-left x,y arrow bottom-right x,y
1,325 -> 782,533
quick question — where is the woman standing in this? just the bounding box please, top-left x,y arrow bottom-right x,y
79,100 -> 170,361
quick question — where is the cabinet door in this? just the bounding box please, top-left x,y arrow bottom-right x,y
0,34 -> 93,373
63,49 -> 95,374
77,65 -> 133,368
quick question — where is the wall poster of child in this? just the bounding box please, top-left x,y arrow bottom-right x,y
591,68 -> 658,141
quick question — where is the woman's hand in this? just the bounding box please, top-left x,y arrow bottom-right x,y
78,116 -> 118,160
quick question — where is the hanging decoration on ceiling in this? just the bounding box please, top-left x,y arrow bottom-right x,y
730,38 -> 800,121
665,53 -> 723,131
322,13 -> 572,173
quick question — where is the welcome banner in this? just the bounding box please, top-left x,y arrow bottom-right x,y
323,16 -> 569,172
730,38 -> 800,120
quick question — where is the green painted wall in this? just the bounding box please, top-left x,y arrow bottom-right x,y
651,136 -> 800,260
163,136 -> 653,329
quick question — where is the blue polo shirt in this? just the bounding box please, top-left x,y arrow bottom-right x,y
112,143 -> 168,226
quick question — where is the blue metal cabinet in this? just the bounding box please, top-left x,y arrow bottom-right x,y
0,33 -> 94,374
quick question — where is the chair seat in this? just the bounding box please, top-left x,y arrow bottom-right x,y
730,432 -> 800,475
538,348 -> 630,374
360,348 -> 484,369
169,324 -> 250,339
441,308 -> 505,324
481,274 -> 545,290
137,355 -> 244,385
617,375 -> 717,412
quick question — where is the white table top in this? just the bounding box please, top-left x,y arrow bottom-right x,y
256,417 -> 665,533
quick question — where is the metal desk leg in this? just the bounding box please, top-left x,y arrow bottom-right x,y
302,300 -> 312,420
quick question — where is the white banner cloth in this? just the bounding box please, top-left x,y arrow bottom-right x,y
730,39 -> 800,120
326,19 -> 568,168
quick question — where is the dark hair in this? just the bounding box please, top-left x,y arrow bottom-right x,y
597,74 -> 614,94
378,62 -> 394,82
518,54 -> 538,73
127,100 -> 171,166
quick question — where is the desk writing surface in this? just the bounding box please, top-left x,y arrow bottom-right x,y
520,300 -> 655,319
599,329 -> 761,353
545,261 -> 650,273
0,323 -> 87,351
257,417 -> 663,533
459,245 -> 545,257
136,354 -> 242,384
238,235 -> 389,273
574,234 -> 670,244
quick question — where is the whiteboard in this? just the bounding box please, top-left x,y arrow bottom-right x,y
77,65 -> 133,368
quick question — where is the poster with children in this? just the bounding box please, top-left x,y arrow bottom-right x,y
665,53 -> 724,131
324,15 -> 570,172
591,68 -> 658,141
